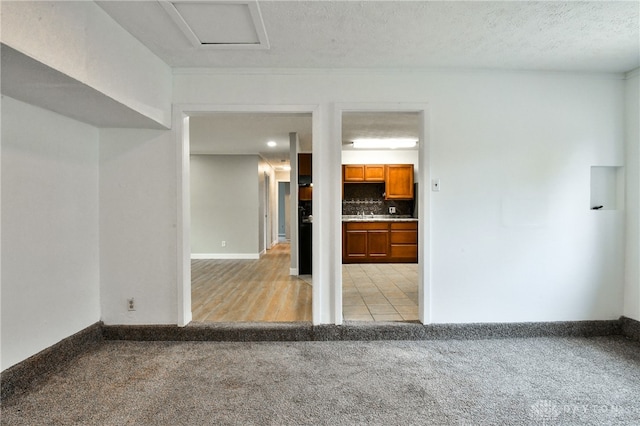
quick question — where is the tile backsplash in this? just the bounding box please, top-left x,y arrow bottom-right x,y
342,183 -> 414,216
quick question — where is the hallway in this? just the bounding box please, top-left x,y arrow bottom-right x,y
191,244 -> 312,322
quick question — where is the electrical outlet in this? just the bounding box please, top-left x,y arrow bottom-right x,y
389,206 -> 396,214
221,240 -> 226,247
127,298 -> 135,311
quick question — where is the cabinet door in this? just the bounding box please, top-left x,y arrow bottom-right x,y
367,230 -> 389,259
385,165 -> 414,199
364,165 -> 385,182
344,229 -> 368,260
343,165 -> 365,182
299,186 -> 312,201
298,153 -> 312,177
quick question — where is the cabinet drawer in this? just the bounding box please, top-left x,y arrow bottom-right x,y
391,244 -> 417,259
390,222 -> 417,230
344,222 -> 389,231
390,230 -> 417,244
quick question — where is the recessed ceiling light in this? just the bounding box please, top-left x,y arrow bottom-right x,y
352,138 -> 417,149
281,165 -> 291,171
267,141 -> 277,147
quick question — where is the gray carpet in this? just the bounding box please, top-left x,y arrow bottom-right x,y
2,336 -> 639,425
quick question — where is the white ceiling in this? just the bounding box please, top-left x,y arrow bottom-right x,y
189,113 -> 312,167
188,111 -> 420,167
99,1 -> 639,73
98,1 -> 639,164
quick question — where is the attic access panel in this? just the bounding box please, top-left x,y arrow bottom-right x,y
160,0 -> 269,49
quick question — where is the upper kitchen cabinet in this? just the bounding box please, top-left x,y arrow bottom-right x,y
385,165 -> 414,200
298,153 -> 312,177
343,164 -> 385,182
298,153 -> 312,200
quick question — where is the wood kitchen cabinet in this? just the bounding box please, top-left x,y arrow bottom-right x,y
298,153 -> 312,177
389,222 -> 418,262
343,165 -> 385,182
343,221 -> 417,263
299,186 -> 312,201
342,164 -> 414,200
343,222 -> 389,262
385,164 -> 414,200
298,153 -> 312,200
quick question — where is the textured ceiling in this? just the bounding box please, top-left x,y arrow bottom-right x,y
98,1 -> 640,73
96,1 -> 640,160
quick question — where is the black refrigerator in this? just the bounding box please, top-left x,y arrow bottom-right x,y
298,202 -> 312,274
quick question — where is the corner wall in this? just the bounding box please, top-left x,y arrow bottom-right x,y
99,128 -> 177,325
1,97 -> 100,370
624,69 -> 640,321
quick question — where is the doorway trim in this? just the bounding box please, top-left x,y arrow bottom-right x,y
333,103 -> 432,324
174,103 -> 319,326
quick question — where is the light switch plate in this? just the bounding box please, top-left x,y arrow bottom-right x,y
432,178 -> 440,192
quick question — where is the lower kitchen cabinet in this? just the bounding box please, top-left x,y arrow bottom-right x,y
343,221 -> 417,263
389,222 -> 418,262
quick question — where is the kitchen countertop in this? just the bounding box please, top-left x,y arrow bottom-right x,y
342,215 -> 418,222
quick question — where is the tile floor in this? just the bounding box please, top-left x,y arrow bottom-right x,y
342,263 -> 418,322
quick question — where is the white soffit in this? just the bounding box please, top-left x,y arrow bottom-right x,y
1,44 -> 167,129
160,0 -> 269,49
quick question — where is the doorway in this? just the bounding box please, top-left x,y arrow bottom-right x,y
184,110 -> 314,323
334,104 -> 430,325
278,181 -> 291,242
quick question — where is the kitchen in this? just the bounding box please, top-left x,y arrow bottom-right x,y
299,111 -> 420,322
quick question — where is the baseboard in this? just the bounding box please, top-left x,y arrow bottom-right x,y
620,316 -> 640,342
1,322 -> 103,401
191,253 -> 260,260
290,268 -> 298,275
102,319 -> 623,343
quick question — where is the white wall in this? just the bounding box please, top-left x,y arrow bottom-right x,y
1,1 -> 172,128
624,69 -> 640,321
99,129 -> 177,325
190,155 -> 259,257
1,97 -> 100,370
175,69 -> 627,323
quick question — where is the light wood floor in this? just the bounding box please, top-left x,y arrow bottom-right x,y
191,243 -> 312,322
192,244 -> 418,323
